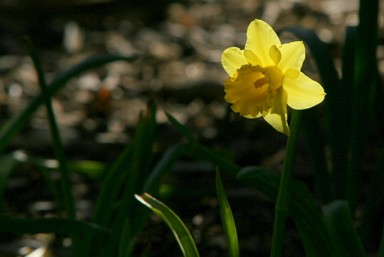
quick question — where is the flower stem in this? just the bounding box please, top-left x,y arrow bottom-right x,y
270,110 -> 302,257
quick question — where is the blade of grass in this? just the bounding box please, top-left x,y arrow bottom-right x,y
112,143 -> 189,255
362,147 -> 384,248
124,102 -> 157,208
379,225 -> 384,257
322,201 -> 366,257
216,170 -> 239,257
26,38 -> 75,220
186,144 -> 240,177
166,112 -> 197,145
0,215 -> 106,235
347,0 -> 379,211
327,26 -> 356,200
118,219 -> 134,257
135,193 -> 200,257
10,150 -> 64,214
87,103 -> 157,257
143,143 -> 187,194
166,112 -> 240,176
10,151 -> 106,180
9,151 -> 106,216
93,103 -> 156,226
0,155 -> 20,212
82,141 -> 134,257
301,109 -> 330,202
130,143 -> 189,247
67,160 -> 106,180
0,54 -> 138,154
92,143 -> 133,227
282,26 -> 344,202
237,167 -> 335,257
27,38 -> 81,256
116,103 -> 157,257
340,26 -> 356,120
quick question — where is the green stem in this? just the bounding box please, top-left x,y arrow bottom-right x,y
378,224 -> 384,257
27,39 -> 75,220
27,39 -> 79,255
347,0 -> 379,212
270,110 -> 301,257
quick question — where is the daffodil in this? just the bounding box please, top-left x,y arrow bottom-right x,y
222,19 -> 325,135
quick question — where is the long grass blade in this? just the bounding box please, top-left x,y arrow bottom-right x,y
322,201 -> 366,257
378,225 -> 384,257
166,112 -> 239,176
166,112 -> 197,144
0,216 -> 106,235
135,193 -> 200,257
347,0 -> 380,211
144,143 -> 186,195
87,103 -> 157,257
216,170 -> 239,257
0,155 -> 19,212
26,38 -> 75,221
237,167 -> 335,257
182,144 -> 239,177
282,26 -> 343,202
116,103 -> 158,256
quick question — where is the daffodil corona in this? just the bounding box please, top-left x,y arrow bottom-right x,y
222,19 -> 325,135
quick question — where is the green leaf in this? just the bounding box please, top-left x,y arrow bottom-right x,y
28,39 -> 75,220
347,0 -> 380,212
301,110 -> 331,202
119,142 -> 180,257
0,215 -> 106,235
184,144 -> 240,177
67,160 -> 106,179
135,193 -> 200,257
92,103 -> 156,226
165,112 -> 239,177
116,102 -> 158,257
143,143 -> 186,194
86,102 -> 158,257
216,170 -> 239,257
322,201 -> 366,257
281,26 -> 346,202
9,152 -> 106,179
237,167 -> 335,257
0,155 -> 20,212
379,225 -> 384,257
166,112 -> 197,144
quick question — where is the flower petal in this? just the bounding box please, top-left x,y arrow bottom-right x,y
263,89 -> 290,135
245,19 -> 280,66
269,45 -> 281,65
285,68 -> 300,79
278,41 -> 305,73
244,49 -> 262,66
221,47 -> 247,76
284,72 -> 326,110
245,113 -> 263,118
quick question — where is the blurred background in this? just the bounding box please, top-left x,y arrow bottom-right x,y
0,0 -> 371,159
0,0 -> 383,256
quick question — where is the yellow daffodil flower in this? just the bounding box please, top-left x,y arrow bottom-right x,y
222,19 -> 325,135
